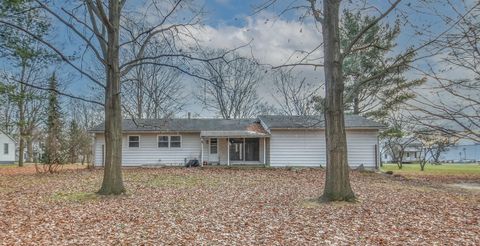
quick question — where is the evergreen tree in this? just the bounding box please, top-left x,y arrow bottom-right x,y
340,10 -> 425,119
67,120 -> 81,164
44,73 -> 63,165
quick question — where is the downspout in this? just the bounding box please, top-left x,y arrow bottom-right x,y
377,132 -> 381,169
91,133 -> 96,168
263,137 -> 266,165
243,138 -> 246,164
200,137 -> 204,167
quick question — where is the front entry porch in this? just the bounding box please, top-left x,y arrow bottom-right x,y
200,131 -> 269,166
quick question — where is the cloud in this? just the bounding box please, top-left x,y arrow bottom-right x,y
191,14 -> 323,67
176,14 -> 326,116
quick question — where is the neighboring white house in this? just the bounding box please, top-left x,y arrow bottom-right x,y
436,138 -> 480,163
382,136 -> 480,164
381,137 -> 423,163
0,130 -> 16,164
90,115 -> 384,168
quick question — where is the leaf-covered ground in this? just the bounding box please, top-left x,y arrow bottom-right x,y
0,165 -> 479,245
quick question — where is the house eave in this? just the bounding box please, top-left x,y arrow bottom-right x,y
200,130 -> 270,138
90,130 -> 202,134
269,127 -> 383,131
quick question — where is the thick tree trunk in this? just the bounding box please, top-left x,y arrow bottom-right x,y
320,0 -> 356,202
98,1 -> 125,195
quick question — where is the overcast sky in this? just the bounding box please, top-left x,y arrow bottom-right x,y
2,0 -> 476,118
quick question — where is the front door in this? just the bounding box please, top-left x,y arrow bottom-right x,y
209,138 -> 219,163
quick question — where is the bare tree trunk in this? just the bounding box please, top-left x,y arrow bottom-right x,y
18,98 -> 25,167
353,96 -> 360,115
18,137 -> 25,166
320,0 -> 355,202
27,137 -> 33,162
397,161 -> 403,169
136,69 -> 143,119
98,1 -> 125,195
17,64 -> 27,167
397,148 -> 405,169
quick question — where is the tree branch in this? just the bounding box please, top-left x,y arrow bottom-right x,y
342,0 -> 402,58
33,0 -> 106,64
11,78 -> 104,106
308,0 -> 324,24
0,20 -> 106,89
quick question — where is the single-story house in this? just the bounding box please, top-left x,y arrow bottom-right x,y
436,138 -> 479,163
381,137 -> 423,163
0,130 -> 16,164
90,115 -> 384,168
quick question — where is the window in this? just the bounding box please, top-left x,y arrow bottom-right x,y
158,136 -> 169,148
3,143 -> 8,154
170,136 -> 181,148
157,136 -> 181,148
406,152 -> 410,158
210,138 -> 218,154
128,136 -> 140,148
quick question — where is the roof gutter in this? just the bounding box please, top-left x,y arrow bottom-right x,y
269,127 -> 383,130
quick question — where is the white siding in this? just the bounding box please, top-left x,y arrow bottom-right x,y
94,134 -> 104,167
346,130 -> 379,167
0,133 -> 16,163
94,133 -> 201,166
269,129 -> 378,168
93,130 -> 379,168
269,130 -> 326,167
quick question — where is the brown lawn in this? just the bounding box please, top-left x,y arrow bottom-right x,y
0,165 -> 479,245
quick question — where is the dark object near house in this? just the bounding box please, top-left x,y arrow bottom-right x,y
185,159 -> 200,167
355,164 -> 365,171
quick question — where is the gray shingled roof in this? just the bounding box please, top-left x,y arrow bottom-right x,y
90,118 -> 261,133
90,115 -> 384,133
258,115 -> 384,129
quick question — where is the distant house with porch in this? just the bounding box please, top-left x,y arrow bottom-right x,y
436,138 -> 480,163
0,130 -> 16,164
90,115 -> 384,168
381,137 -> 423,163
